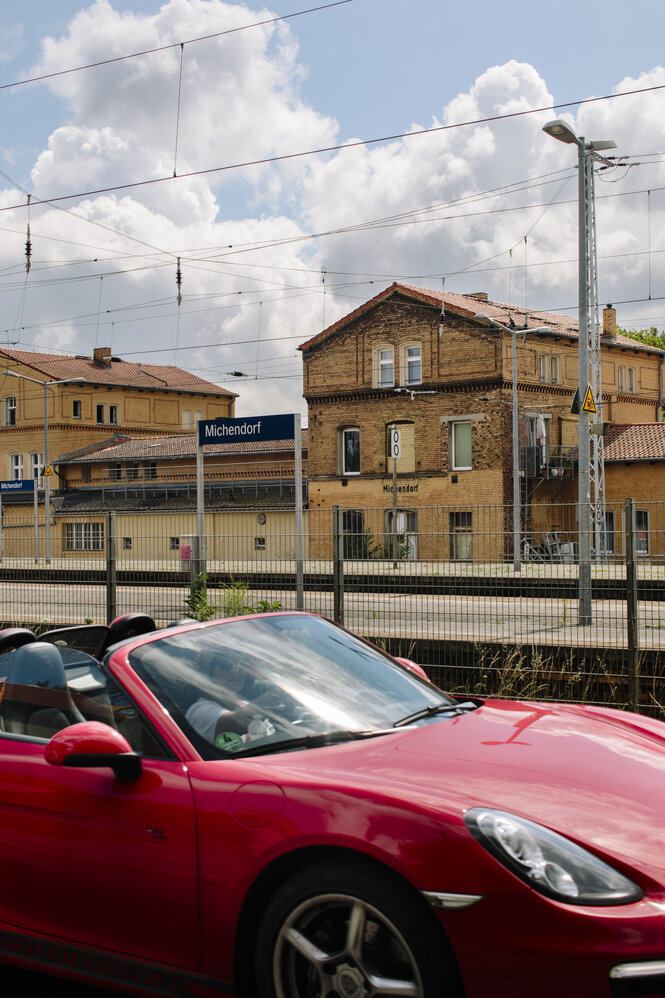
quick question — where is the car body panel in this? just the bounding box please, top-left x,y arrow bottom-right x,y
1,612 -> 665,998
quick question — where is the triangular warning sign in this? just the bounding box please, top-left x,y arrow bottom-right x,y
582,386 -> 596,414
43,465 -> 54,477
570,388 -> 580,414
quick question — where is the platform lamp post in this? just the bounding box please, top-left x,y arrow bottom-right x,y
2,371 -> 85,565
474,315 -> 551,572
542,119 -> 616,625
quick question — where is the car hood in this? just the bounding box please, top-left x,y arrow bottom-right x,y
255,700 -> 665,877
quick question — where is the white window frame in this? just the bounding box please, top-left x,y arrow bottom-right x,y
30,452 -> 44,485
341,427 -> 361,476
373,345 -> 394,388
72,399 -> 82,419
109,404 -> 119,425
96,404 -> 105,424
451,421 -> 472,471
636,509 -> 649,556
65,522 -> 105,551
9,453 -> 23,480
401,343 -> 422,386
550,355 -> 561,384
617,366 -> 625,392
538,355 -> 548,382
628,367 -> 636,394
4,396 -> 16,426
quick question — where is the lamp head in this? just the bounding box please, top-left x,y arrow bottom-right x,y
542,119 -> 579,145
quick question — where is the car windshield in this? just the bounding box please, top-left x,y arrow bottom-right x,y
128,614 -> 455,758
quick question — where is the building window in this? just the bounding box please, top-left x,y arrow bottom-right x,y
450,421 -> 472,471
538,355 -> 560,384
109,405 -> 119,425
402,344 -> 422,386
122,537 -> 132,550
65,522 -> 104,551
109,464 -> 122,481
617,366 -> 625,392
636,509 -> 649,556
4,396 -> 16,426
378,347 -> 394,387
10,453 -> 23,480
144,462 -> 157,479
342,509 -> 365,559
341,427 -> 360,475
182,409 -> 193,430
126,463 -> 139,481
254,537 -> 266,550
384,508 -> 418,560
628,368 -> 636,394
96,404 -> 105,424
73,400 -> 82,419
602,510 -> 615,555
170,537 -> 180,550
81,464 -> 91,484
450,511 -> 473,561
30,452 -> 43,485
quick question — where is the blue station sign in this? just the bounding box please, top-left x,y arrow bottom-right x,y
198,413 -> 295,447
0,479 -> 35,493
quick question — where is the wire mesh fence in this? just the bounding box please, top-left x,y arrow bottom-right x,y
0,499 -> 663,715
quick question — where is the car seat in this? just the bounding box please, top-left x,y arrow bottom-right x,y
1,642 -> 86,739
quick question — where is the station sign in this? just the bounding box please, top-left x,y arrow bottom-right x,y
0,479 -> 35,493
198,413 -> 295,447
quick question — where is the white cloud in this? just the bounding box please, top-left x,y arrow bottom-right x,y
1,3 -> 664,420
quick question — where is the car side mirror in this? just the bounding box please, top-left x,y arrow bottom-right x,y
45,721 -> 143,783
394,656 -> 430,682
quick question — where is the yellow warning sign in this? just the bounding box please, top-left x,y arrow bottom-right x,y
582,386 -> 596,414
43,465 -> 54,477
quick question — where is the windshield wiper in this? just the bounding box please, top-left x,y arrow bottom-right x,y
224,727 -> 396,758
393,700 -> 477,727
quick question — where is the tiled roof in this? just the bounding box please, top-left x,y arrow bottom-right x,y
52,490 -> 299,513
0,348 -> 236,397
604,423 -> 665,462
299,282 -> 664,356
58,428 -> 308,464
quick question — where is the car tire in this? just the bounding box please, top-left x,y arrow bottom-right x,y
254,858 -> 461,998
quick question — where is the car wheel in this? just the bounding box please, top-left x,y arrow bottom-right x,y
254,859 -> 460,998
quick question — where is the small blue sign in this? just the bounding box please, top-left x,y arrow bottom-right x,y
0,479 -> 35,493
198,413 -> 295,447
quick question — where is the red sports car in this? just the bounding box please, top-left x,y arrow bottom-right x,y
0,610 -> 664,998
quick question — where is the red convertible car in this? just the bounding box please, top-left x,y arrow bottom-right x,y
0,610 -> 664,998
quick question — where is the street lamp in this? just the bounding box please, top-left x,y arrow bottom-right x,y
2,371 -> 85,564
475,314 -> 551,571
542,118 -> 616,625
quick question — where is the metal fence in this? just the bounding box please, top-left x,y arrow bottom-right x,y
0,498 -> 663,716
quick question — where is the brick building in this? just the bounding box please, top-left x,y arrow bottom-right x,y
299,282 -> 664,560
0,345 -> 236,490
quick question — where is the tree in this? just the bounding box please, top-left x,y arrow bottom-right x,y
619,325 -> 665,349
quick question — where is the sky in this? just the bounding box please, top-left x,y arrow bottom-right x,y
1,0 -> 665,418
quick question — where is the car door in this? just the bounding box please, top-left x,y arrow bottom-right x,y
0,657 -> 199,971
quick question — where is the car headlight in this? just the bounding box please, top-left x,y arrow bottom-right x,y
465,808 -> 643,906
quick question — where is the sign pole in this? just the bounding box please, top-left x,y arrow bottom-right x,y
294,413 -> 304,609
196,427 -> 206,579
34,479 -> 39,564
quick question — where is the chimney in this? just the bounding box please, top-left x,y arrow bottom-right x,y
93,346 -> 112,367
467,292 -> 488,301
603,305 -> 617,340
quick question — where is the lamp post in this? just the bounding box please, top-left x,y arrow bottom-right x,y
475,314 -> 551,571
542,119 -> 616,625
2,371 -> 85,564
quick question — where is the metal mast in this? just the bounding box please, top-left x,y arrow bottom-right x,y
584,154 -> 606,558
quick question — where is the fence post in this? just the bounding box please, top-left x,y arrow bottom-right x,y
332,505 -> 344,625
625,498 -> 640,711
106,512 -> 117,624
